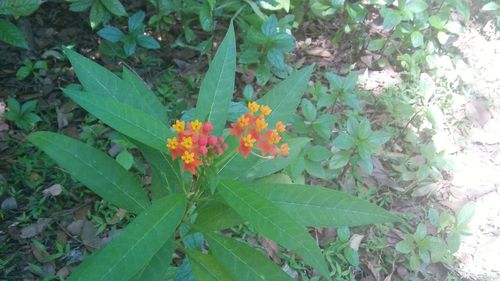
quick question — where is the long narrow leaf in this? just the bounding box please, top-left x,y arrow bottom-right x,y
257,65 -> 314,126
217,137 -> 309,180
133,237 -> 175,281
218,180 -> 329,277
122,67 -> 167,122
135,141 -> 183,199
64,89 -> 171,150
28,132 -> 149,214
202,231 -> 293,281
195,23 -> 236,134
193,200 -> 244,230
187,250 -> 234,281
64,48 -> 165,120
253,184 -> 400,227
68,194 -> 186,281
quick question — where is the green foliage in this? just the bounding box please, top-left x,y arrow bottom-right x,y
238,14 -> 296,85
26,27 -> 398,280
16,58 -> 47,80
395,203 -> 475,271
0,18 -> 28,49
97,11 -> 160,57
67,0 -> 127,28
4,97 -> 41,131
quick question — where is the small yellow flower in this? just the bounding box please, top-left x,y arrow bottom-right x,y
190,120 -> 202,132
242,134 -> 256,148
280,143 -> 289,155
276,121 -> 286,133
260,105 -> 272,116
237,115 -> 250,128
248,101 -> 260,113
181,151 -> 195,164
172,120 -> 185,132
181,137 -> 193,149
269,130 -> 281,144
166,137 -> 178,150
255,115 -> 268,132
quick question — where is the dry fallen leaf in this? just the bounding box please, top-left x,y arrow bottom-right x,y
43,184 -> 63,196
81,220 -> 101,249
349,234 -> 364,251
260,237 -> 280,262
20,218 -> 52,239
306,47 -> 332,57
66,220 -> 84,236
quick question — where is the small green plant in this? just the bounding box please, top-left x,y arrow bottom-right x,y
4,97 -> 41,131
323,226 -> 360,281
66,0 -> 127,28
27,27 -> 399,280
239,14 -> 296,85
16,58 -> 48,80
395,203 -> 475,271
331,115 -> 391,175
0,0 -> 42,49
97,11 -> 160,57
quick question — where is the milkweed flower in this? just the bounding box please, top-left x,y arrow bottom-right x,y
229,102 -> 289,159
166,120 -> 226,174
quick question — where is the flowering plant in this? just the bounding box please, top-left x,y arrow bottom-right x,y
28,25 -> 398,280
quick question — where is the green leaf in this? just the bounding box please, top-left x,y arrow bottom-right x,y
258,65 -> 314,126
428,15 -> 445,29
357,155 -> 373,175
121,67 -> 166,122
123,36 -> 137,56
218,180 -> 329,277
380,7 -> 401,29
128,11 -> 145,31
306,145 -> 332,162
134,238 -> 175,281
116,150 -> 133,170
332,134 -> 354,150
305,159 -> 328,179
68,194 -> 186,281
253,183 -> 400,227
328,151 -> 350,170
64,48 -> 165,120
428,208 -> 439,227
137,35 -> 160,49
202,231 -> 293,281
266,48 -> 286,70
414,223 -> 427,241
101,0 -> 127,16
395,239 -> 413,254
337,226 -> 350,242
217,137 -> 309,181
482,1 -> 500,11
456,202 -> 475,225
135,142 -> 183,199
367,39 -> 385,51
410,31 -> 424,48
16,65 -> 32,80
0,19 -> 28,49
90,1 -> 107,28
194,200 -> 244,230
63,89 -> 171,151
28,132 -> 149,214
69,0 -> 92,12
301,99 -> 317,121
256,63 -> 271,86
312,114 -> 335,139
406,0 -> 428,13
0,0 -> 41,17
187,251 -> 234,281
344,247 -> 359,267
261,14 -> 278,37
409,253 -> 421,270
195,23 -> 236,134
199,2 -> 214,32
97,26 -> 124,42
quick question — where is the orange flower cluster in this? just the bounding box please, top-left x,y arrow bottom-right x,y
166,120 -> 227,174
229,102 -> 289,158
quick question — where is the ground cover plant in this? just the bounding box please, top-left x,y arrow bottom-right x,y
1,0 -> 498,280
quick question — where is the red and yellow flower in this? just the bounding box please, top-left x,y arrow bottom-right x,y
229,102 -> 289,159
166,120 -> 226,174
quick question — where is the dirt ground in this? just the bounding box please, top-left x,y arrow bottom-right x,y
440,20 -> 500,280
